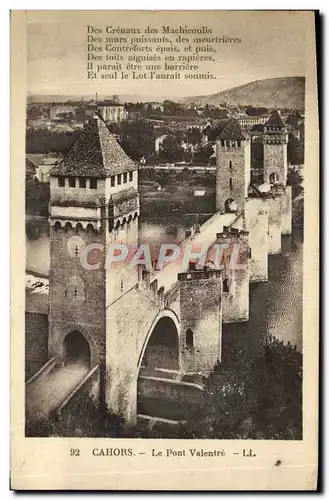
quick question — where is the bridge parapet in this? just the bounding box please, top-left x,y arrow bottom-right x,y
151,211 -> 241,293
56,364 -> 100,418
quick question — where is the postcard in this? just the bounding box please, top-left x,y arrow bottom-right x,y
11,10 -> 319,490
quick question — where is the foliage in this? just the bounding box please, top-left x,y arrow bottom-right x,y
26,129 -> 81,155
107,119 -> 157,160
287,168 -> 304,198
185,127 -> 202,145
26,395 -> 125,438
163,100 -> 183,116
251,141 -> 264,170
288,134 -> 304,165
26,179 -> 50,216
159,135 -> 185,162
179,337 -> 302,440
193,143 -> 215,164
204,107 -> 229,119
245,106 -> 268,116
286,111 -> 302,127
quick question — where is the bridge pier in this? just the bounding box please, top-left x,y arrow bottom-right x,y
178,268 -> 222,373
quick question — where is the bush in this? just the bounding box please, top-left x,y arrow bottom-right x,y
179,337 -> 302,440
25,179 -> 50,216
26,394 -> 125,438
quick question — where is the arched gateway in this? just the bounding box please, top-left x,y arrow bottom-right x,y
63,330 -> 91,369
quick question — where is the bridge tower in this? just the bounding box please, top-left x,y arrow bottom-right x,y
49,116 -> 139,409
215,119 -> 251,214
263,110 -> 292,238
178,267 -> 223,373
263,110 -> 288,187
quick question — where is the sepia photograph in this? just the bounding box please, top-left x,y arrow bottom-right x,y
11,9 -> 319,490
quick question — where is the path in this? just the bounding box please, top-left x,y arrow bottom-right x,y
26,362 -> 88,421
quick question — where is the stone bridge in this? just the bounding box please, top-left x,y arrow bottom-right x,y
26,210 -> 249,425
103,209 -> 249,423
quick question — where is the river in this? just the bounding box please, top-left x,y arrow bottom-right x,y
26,215 -> 303,351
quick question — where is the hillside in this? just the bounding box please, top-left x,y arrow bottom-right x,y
182,77 -> 305,109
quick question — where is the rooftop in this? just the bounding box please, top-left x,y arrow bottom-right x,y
51,117 -> 136,178
265,110 -> 285,128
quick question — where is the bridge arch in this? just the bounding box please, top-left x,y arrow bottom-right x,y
138,309 -> 181,372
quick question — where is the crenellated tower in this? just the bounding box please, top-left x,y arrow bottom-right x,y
48,117 -> 139,394
262,110 -> 288,187
216,119 -> 251,214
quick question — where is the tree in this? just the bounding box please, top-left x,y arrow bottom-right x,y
26,129 -> 81,155
25,179 -> 50,216
108,119 -> 157,160
159,135 -> 184,162
193,143 -> 214,165
186,127 -> 202,146
179,337 -> 302,440
245,106 -> 268,116
288,134 -> 304,166
163,100 -> 181,116
287,169 -> 304,198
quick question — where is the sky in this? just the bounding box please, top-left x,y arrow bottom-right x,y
26,10 -> 311,98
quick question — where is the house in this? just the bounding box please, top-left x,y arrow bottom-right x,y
26,153 -> 63,182
155,134 -> 168,154
97,104 -> 128,122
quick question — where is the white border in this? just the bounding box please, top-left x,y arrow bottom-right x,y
3,3 -> 325,498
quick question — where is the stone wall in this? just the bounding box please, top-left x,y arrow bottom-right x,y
25,312 -> 49,380
263,142 -> 288,187
105,280 -> 169,423
57,365 -> 101,419
179,270 -> 222,373
268,195 -> 282,255
245,198 -> 269,282
216,229 -> 249,323
216,140 -> 250,213
281,186 -> 292,235
49,225 -> 106,366
138,376 -> 203,407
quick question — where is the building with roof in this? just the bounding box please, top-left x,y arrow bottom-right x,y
155,134 -> 168,154
237,113 -> 269,130
26,153 -> 63,182
50,105 -> 77,120
97,103 -> 128,123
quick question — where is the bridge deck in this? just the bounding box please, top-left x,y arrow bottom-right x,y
152,212 -> 240,292
26,362 -> 89,421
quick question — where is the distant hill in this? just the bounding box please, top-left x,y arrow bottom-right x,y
182,77 -> 305,109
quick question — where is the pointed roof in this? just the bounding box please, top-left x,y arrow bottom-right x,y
265,110 -> 284,128
51,117 -> 135,178
218,119 -> 248,141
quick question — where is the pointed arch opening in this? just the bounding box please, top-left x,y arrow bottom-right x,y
63,330 -> 91,369
140,316 -> 179,373
269,172 -> 279,185
224,198 -> 238,213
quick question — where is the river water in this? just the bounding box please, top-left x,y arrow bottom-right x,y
26,215 -> 303,352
